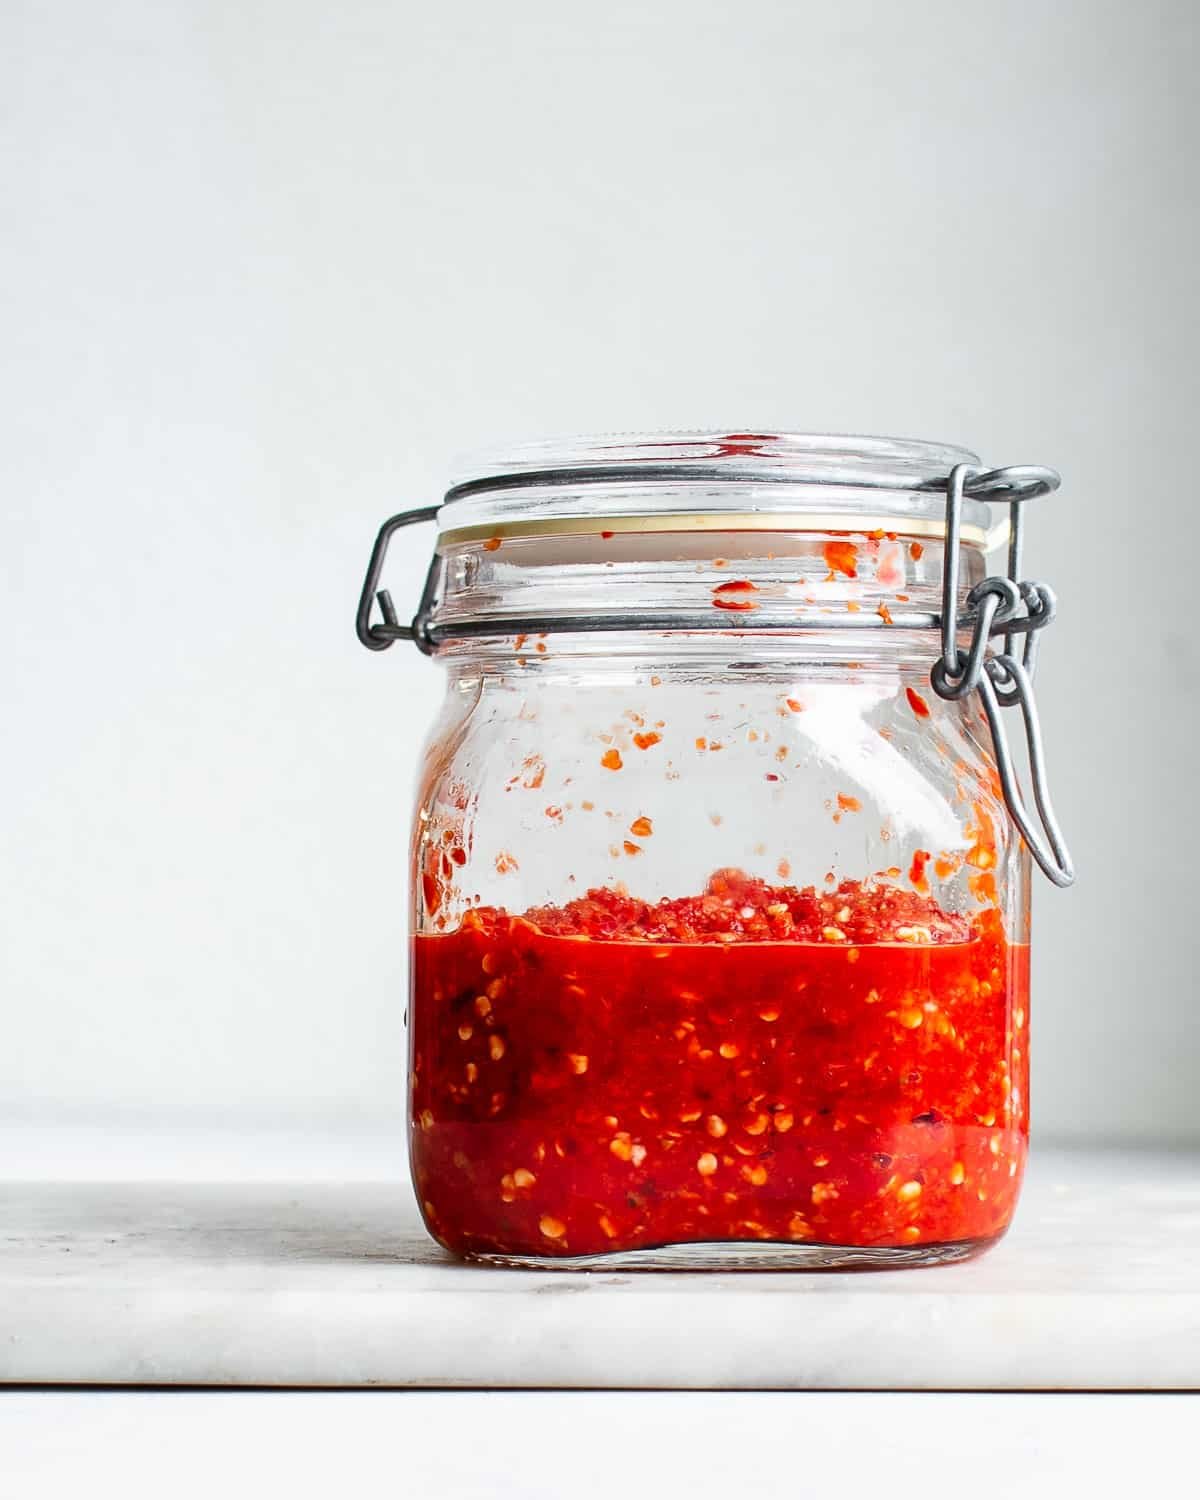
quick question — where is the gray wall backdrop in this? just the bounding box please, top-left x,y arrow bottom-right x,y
3,0 -> 1197,1150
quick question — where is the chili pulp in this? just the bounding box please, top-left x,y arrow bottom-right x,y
411,869 -> 1028,1260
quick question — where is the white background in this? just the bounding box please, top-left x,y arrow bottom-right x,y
3,0 -> 1199,1158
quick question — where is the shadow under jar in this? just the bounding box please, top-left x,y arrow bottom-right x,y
359,432 -> 1073,1269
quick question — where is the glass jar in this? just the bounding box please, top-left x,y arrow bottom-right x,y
358,432 -> 1072,1269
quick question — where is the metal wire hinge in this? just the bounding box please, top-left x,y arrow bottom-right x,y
927,464 -> 1074,887
355,464 -> 1074,886
355,506 -> 441,655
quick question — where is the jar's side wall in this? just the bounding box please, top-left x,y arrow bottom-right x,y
409,671 -> 484,934
407,672 -> 485,1206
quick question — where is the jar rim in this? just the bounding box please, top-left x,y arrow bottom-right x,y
438,431 -> 995,544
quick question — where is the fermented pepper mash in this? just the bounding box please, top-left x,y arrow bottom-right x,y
412,868 -> 1027,1259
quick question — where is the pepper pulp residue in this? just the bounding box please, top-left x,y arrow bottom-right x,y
411,870 -> 1027,1259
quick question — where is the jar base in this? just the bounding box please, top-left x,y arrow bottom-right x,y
461,1232 -> 1004,1272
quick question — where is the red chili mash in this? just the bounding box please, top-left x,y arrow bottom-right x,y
411,870 -> 1028,1260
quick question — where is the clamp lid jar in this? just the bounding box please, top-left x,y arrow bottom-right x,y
358,431 -> 1073,1269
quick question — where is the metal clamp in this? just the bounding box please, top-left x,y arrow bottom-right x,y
355,506 -> 441,654
356,463 -> 1074,886
925,463 -> 1073,886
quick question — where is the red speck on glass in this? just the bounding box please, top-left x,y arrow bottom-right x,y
822,541 -> 858,578
711,434 -> 776,457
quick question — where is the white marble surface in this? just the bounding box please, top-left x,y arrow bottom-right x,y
2,1147 -> 1198,1389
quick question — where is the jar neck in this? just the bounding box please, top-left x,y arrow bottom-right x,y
428,529 -> 988,668
439,634 -> 976,690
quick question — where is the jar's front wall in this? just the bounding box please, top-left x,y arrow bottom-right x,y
408,546 -> 1030,1266
413,653 -> 1024,931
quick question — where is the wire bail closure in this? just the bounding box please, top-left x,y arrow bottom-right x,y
355,505 -> 440,655
927,464 -> 1073,887
356,463 -> 1074,886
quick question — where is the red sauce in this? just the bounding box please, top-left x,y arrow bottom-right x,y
411,870 -> 1028,1259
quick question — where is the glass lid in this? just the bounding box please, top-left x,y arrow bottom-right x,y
436,431 -> 997,545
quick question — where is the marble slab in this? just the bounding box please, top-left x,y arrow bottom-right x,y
2,1147 -> 1198,1389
